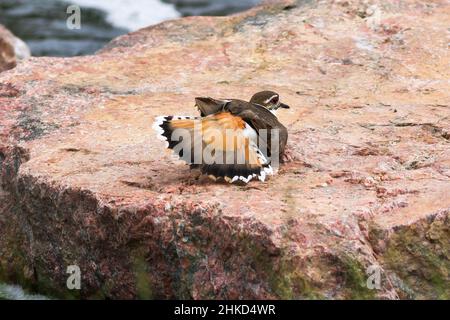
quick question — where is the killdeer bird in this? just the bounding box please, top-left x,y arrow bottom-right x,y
153,91 -> 290,183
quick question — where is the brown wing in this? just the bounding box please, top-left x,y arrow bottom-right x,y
195,97 -> 228,117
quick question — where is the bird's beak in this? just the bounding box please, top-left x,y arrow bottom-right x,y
279,103 -> 290,109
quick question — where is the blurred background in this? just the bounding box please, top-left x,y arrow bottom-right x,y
0,0 -> 262,57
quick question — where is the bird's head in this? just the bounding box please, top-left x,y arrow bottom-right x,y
250,91 -> 290,111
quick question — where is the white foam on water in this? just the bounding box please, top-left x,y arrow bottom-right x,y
67,0 -> 180,31
0,283 -> 49,300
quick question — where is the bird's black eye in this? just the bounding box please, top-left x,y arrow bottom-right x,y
271,96 -> 279,104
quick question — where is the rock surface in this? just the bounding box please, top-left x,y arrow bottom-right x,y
0,0 -> 449,299
0,25 -> 30,72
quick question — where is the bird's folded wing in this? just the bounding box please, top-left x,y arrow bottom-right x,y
195,97 -> 228,116
230,107 -> 288,158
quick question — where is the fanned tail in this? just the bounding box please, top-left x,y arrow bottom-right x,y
152,113 -> 273,183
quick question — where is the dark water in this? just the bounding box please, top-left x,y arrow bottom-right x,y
0,0 -> 261,57
0,0 -> 127,56
165,0 -> 261,16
